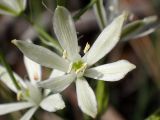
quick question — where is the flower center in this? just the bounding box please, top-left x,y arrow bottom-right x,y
70,60 -> 87,78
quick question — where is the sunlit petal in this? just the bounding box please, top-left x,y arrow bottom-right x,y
38,73 -> 76,94
12,40 -> 70,72
20,107 -> 38,120
76,78 -> 97,118
84,60 -> 136,81
83,13 -> 126,66
40,94 -> 65,112
53,6 -> 80,61
24,56 -> 41,83
0,102 -> 34,115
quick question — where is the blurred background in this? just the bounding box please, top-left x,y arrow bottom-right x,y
0,0 -> 160,120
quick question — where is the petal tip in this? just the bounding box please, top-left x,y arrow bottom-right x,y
11,39 -> 18,45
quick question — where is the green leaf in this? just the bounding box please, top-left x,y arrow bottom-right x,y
121,16 -> 159,41
96,81 -> 109,115
93,0 -> 107,30
145,109 -> 160,120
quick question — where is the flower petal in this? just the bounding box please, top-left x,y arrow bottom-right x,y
12,40 -> 70,72
76,78 -> 97,118
24,56 -> 41,83
24,82 -> 42,105
53,6 -> 80,61
0,65 -> 25,93
20,107 -> 38,120
84,60 -> 136,81
49,69 -> 64,79
0,102 -> 34,115
16,0 -> 27,10
40,94 -> 65,112
38,73 -> 76,94
83,13 -> 126,66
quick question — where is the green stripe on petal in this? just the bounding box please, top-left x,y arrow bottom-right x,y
53,6 -> 80,61
12,40 -> 70,72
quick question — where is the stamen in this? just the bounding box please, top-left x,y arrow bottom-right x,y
62,50 -> 67,59
83,42 -> 90,54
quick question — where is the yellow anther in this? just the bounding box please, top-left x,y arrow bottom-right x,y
83,42 -> 90,54
62,50 -> 67,59
17,91 -> 23,101
76,63 -> 87,74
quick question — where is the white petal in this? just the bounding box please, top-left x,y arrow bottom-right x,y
24,56 -> 41,83
0,0 -> 19,11
40,94 -> 65,112
43,69 -> 65,96
0,102 -> 34,115
83,13 -> 126,66
0,65 -> 25,93
53,6 -> 80,61
16,0 -> 27,10
24,82 -> 42,105
20,107 -> 38,120
84,60 -> 136,81
76,78 -> 97,118
0,9 -> 16,16
38,73 -> 76,94
49,69 -> 64,79
12,40 -> 70,72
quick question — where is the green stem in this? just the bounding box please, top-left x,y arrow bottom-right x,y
56,0 -> 66,6
21,13 -> 63,53
93,0 -> 107,30
73,0 -> 97,20
33,24 -> 63,53
0,51 -> 21,90
96,80 -> 109,116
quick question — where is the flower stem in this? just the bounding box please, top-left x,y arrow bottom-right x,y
0,51 -> 21,90
96,80 -> 109,116
93,0 -> 107,30
56,0 -> 67,6
20,13 -> 63,54
73,0 -> 97,21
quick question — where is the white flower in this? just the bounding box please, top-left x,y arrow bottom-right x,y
0,0 -> 27,16
0,56 -> 65,120
12,6 -> 136,118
